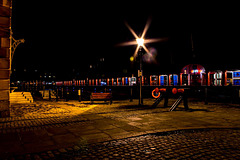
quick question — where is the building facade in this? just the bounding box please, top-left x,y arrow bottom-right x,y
0,0 -> 11,117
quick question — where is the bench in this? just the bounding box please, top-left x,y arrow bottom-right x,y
90,92 -> 112,104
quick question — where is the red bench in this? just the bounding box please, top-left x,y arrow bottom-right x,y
90,92 -> 112,104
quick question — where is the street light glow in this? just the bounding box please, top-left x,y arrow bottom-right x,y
117,19 -> 168,59
136,38 -> 144,47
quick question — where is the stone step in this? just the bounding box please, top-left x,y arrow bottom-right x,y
10,92 -> 34,103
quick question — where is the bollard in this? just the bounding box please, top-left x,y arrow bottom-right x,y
56,87 -> 58,102
66,88 -> 69,102
61,87 -> 64,99
49,89 -> 51,101
78,89 -> 81,102
170,88 -> 188,111
152,88 -> 167,107
164,93 -> 168,107
130,87 -> 133,102
43,86 -> 45,98
183,94 -> 189,110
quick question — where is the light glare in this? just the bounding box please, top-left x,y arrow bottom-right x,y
118,19 -> 168,59
136,38 -> 144,47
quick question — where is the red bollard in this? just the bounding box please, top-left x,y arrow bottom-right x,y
172,88 -> 178,94
172,88 -> 185,94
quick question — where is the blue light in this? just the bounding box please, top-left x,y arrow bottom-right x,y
160,76 -> 164,86
233,72 -> 240,78
233,79 -> 240,86
101,82 -> 107,86
125,77 -> 128,84
173,75 -> 178,85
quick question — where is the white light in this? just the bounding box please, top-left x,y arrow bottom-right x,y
136,38 -> 144,47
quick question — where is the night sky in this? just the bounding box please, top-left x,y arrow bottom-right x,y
11,1 -> 240,80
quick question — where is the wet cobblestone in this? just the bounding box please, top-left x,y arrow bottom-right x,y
71,129 -> 240,160
5,128 -> 240,160
0,117 -> 90,133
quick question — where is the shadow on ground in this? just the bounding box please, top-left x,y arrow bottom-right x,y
186,108 -> 211,112
117,105 -> 158,110
116,104 -> 211,112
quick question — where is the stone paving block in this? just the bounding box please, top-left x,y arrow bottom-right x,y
103,128 -> 129,136
58,148 -> 67,153
0,132 -> 19,142
20,131 -> 42,143
119,124 -> 143,132
80,132 -> 111,142
73,145 -> 80,151
52,133 -> 78,145
23,141 -> 56,154
46,127 -> 70,135
95,124 -> 117,130
66,123 -> 95,132
127,121 -> 142,127
82,114 -> 103,120
0,141 -> 23,154
47,151 -> 55,158
33,154 -> 42,160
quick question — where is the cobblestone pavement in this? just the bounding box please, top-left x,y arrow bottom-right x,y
5,129 -> 240,160
0,101 -> 96,133
69,129 -> 240,160
1,99 -> 240,159
2,99 -> 240,134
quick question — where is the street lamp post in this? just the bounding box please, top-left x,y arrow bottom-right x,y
139,46 -> 143,105
118,20 -> 168,105
137,38 -> 144,105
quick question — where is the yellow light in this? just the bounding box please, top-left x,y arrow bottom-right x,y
136,38 -> 144,47
130,56 -> 134,62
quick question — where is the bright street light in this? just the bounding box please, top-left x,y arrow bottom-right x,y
117,19 -> 168,60
136,38 -> 144,47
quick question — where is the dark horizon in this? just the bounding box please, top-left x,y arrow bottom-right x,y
10,1 -> 240,81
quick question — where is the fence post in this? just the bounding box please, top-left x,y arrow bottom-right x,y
204,87 -> 208,105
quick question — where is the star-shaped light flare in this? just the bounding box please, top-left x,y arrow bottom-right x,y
117,19 -> 168,59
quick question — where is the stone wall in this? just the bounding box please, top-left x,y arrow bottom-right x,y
0,0 -> 11,117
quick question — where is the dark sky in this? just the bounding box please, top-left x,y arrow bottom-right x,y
11,1 -> 240,80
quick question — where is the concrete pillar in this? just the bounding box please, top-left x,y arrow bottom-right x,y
0,0 -> 11,117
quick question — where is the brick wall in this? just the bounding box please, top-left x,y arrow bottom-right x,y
0,0 -> 11,117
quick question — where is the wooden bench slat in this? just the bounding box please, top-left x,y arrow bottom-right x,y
90,92 -> 112,104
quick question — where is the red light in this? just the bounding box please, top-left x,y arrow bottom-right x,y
191,69 -> 202,74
